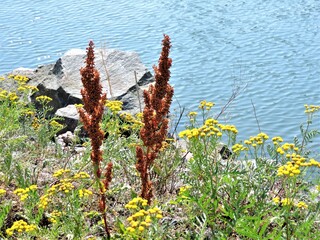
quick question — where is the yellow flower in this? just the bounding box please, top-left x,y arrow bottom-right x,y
74,103 -> 84,109
281,198 -> 293,206
272,197 -> 280,204
36,95 -> 52,104
304,104 -> 320,113
0,189 -> 6,196
296,201 -> 308,209
105,100 -> 123,113
73,172 -> 90,179
5,220 -> 37,236
199,100 -> 214,110
8,92 -> 19,101
53,169 -> 70,178
145,216 -> 152,223
25,85 -> 39,92
130,221 -> 139,228
156,214 -> 163,219
127,227 -> 135,233
188,111 -> 198,117
50,120 -> 64,129
18,86 -> 27,92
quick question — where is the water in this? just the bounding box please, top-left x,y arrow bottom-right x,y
1,0 -> 320,148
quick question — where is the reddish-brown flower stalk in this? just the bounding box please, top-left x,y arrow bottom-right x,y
136,34 -> 174,204
78,41 -> 112,238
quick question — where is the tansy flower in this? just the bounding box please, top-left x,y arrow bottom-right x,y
296,201 -> 308,209
105,100 -> 123,113
0,189 -> 6,196
36,95 -> 52,104
281,198 -> 293,206
272,197 -> 280,204
188,111 -> 198,117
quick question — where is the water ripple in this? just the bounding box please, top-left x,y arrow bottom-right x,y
0,0 -> 319,144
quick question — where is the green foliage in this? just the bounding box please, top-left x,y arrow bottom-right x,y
0,76 -> 319,239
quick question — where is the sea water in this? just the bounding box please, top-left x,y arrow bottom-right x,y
0,0 -> 319,150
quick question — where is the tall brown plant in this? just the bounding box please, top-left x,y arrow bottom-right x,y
136,34 -> 174,204
78,41 -> 112,238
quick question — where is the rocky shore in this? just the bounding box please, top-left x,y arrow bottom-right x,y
0,48 -> 154,134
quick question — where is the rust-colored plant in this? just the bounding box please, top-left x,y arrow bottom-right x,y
136,34 -> 174,204
78,41 -> 112,238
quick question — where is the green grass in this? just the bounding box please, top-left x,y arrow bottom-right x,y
0,76 -> 320,239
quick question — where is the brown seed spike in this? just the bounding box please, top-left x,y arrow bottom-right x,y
136,34 -> 174,205
78,41 -> 111,239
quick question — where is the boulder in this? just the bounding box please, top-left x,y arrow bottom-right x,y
1,47 -> 154,132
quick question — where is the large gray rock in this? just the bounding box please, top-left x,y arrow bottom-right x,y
1,47 -> 154,132
31,48 -> 153,112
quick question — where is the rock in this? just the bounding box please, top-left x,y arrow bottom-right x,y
55,105 -> 79,133
56,131 -> 76,147
0,47 -> 154,134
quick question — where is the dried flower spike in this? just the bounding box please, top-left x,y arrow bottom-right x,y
78,41 -> 112,238
136,34 -> 174,204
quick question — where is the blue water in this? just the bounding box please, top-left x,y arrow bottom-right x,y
1,0 -> 320,147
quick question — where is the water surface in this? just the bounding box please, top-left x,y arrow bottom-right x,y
0,0 -> 319,148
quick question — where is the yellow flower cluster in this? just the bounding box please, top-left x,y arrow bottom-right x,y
276,143 -> 298,155
304,104 -> 320,113
0,76 -> 5,81
0,88 -> 19,102
272,197 -> 308,209
199,100 -> 215,110
272,136 -> 283,146
179,118 -> 230,139
178,185 -> 191,200
218,124 -> 238,134
106,100 -> 123,113
0,188 -> 6,196
281,198 -> 293,206
56,179 -> 75,193
39,180 -> 75,209
17,86 -> 27,92
300,158 -> 320,168
16,84 -> 39,93
13,185 -> 37,202
125,197 -> 163,234
74,103 -> 84,109
232,143 -> 248,154
188,111 -> 198,117
277,162 -> 301,177
296,201 -> 308,209
277,150 -> 320,177
39,170 -> 92,209
73,171 -> 91,179
48,210 -> 63,223
6,220 -> 37,237
35,95 -> 53,104
53,169 -> 71,178
78,189 -> 93,198
159,141 -> 170,152
179,128 -> 200,139
25,85 -> 39,92
272,196 -> 280,204
125,197 -> 148,209
120,112 -> 144,130
243,132 -> 269,147
49,120 -> 64,129
31,117 -> 40,130
8,74 -> 29,84
21,109 -> 35,117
